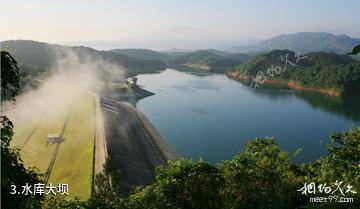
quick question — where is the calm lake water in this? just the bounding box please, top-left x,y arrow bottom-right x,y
137,69 -> 360,164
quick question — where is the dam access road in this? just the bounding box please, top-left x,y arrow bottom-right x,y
101,98 -> 177,192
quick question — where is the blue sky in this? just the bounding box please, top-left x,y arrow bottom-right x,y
1,0 -> 359,49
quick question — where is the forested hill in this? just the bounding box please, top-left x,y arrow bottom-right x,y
226,49 -> 360,96
166,50 -> 243,73
0,40 -> 167,77
110,48 -> 168,61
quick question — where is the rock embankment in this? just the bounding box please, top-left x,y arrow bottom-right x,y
102,100 -> 177,192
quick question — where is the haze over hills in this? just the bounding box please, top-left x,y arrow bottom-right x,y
2,32 -> 359,77
228,32 -> 360,54
63,26 -> 258,50
0,40 -> 249,76
1,40 -> 167,77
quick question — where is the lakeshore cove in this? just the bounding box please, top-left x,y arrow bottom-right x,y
136,69 -> 360,164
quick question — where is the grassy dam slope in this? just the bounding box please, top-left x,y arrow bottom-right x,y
10,83 -> 96,200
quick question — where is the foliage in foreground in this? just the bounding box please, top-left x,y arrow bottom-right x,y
347,44 -> 360,55
1,51 -> 44,209
40,127 -> 360,209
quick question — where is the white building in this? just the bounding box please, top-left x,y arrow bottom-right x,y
47,134 -> 61,143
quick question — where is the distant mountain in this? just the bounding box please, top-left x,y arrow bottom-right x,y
162,49 -> 224,61
110,48 -> 168,61
163,48 -> 199,53
1,40 -> 166,77
205,49 -> 230,56
166,50 -> 242,73
225,53 -> 252,63
163,49 -> 252,63
229,32 -> 360,54
168,50 -> 220,64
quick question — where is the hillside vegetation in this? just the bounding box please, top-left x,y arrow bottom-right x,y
166,50 -> 242,73
227,49 -> 360,96
1,40 -> 167,77
43,127 -> 360,209
110,48 -> 168,61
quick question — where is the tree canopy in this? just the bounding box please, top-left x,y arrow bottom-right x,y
1,51 -> 43,209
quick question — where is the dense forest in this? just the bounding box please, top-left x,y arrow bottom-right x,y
227,49 -> 360,96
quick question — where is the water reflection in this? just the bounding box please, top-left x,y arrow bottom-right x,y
136,69 -> 359,164
239,81 -> 360,123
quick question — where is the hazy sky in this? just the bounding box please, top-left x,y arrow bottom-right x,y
1,0 -> 359,49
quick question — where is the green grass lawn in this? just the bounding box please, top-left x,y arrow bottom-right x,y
11,83 -> 95,200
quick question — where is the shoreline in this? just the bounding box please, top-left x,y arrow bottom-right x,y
103,84 -> 177,161
123,103 -> 178,161
226,71 -> 343,97
101,95 -> 177,192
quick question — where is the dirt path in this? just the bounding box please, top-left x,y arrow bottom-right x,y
44,109 -> 70,186
20,122 -> 39,150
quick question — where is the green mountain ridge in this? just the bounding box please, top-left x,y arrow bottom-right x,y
1,40 -> 167,77
110,48 -> 168,61
227,49 -> 360,96
166,50 -> 244,73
